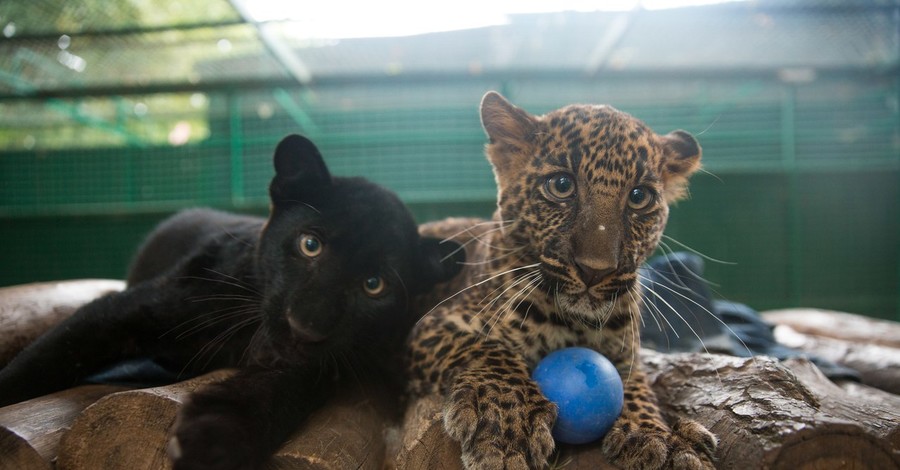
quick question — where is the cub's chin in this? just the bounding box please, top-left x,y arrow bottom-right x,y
554,291 -> 618,323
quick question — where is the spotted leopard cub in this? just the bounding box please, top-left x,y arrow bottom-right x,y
406,92 -> 717,469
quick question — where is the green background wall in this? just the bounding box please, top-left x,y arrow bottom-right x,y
1,76 -> 898,321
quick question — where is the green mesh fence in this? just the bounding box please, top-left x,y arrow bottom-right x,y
1,75 -> 898,320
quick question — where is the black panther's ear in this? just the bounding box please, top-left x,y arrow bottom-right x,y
270,134 -> 332,204
418,237 -> 465,288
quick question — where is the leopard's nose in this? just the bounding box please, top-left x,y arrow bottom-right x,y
575,258 -> 616,287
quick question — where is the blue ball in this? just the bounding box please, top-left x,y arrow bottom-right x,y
532,347 -> 624,445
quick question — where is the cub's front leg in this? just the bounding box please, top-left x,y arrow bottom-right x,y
169,367 -> 328,470
599,345 -> 717,470
408,318 -> 556,469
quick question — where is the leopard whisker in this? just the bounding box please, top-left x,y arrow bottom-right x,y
457,246 -> 526,266
440,221 -> 520,262
478,270 -> 541,334
659,235 -> 736,266
493,271 -> 542,331
634,287 -> 679,353
638,277 -> 714,357
513,276 -> 543,329
417,263 -> 542,325
639,273 -> 754,358
646,243 -> 712,292
635,282 -> 681,340
441,219 -> 515,242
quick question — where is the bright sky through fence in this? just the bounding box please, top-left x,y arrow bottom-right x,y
246,0 -> 748,39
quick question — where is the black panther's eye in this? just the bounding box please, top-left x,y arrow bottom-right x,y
363,276 -> 385,297
298,234 -> 323,257
628,186 -> 655,211
545,173 -> 576,201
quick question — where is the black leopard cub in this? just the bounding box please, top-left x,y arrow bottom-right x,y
0,134 -> 463,470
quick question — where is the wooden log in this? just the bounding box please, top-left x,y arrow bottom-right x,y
779,358 -> 900,449
392,389 -> 620,470
761,308 -> 900,349
770,323 -> 900,395
396,351 -> 900,470
0,280 -> 125,366
55,369 -> 397,469
56,370 -> 235,470
0,384 -> 126,470
268,385 -> 398,470
642,351 -> 900,470
393,393 -> 462,470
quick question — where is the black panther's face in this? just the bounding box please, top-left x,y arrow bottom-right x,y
253,135 -> 462,361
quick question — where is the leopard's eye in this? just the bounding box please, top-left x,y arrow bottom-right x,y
545,173 -> 576,200
298,234 -> 323,257
363,276 -> 386,297
627,186 -> 655,211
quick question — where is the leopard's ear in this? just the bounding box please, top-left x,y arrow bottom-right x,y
659,130 -> 702,203
270,134 -> 332,205
480,91 -> 537,149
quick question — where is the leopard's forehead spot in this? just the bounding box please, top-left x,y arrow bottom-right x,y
536,104 -> 662,190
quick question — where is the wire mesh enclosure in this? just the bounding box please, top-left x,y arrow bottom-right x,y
0,0 -> 898,320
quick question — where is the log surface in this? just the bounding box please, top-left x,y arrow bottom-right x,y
53,370 -> 397,470
396,351 -> 900,470
0,384 -> 126,470
56,370 -> 236,470
762,308 -> 900,349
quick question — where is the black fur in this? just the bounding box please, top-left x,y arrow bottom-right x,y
0,134 -> 463,470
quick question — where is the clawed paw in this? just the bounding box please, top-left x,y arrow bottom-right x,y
443,370 -> 557,469
168,406 -> 257,470
602,417 -> 716,470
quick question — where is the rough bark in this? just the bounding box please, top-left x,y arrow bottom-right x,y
53,369 -> 395,470
56,370 -> 235,470
395,351 -> 900,470
642,351 -> 900,470
0,384 -> 126,470
0,280 -> 125,366
268,385 -> 397,470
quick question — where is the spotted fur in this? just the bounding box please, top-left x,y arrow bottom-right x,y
406,92 -> 717,469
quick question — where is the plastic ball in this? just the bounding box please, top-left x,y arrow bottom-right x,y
532,347 -> 624,445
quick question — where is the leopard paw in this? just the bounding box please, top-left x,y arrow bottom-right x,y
601,418 -> 716,470
443,369 -> 557,469
667,418 -> 717,470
